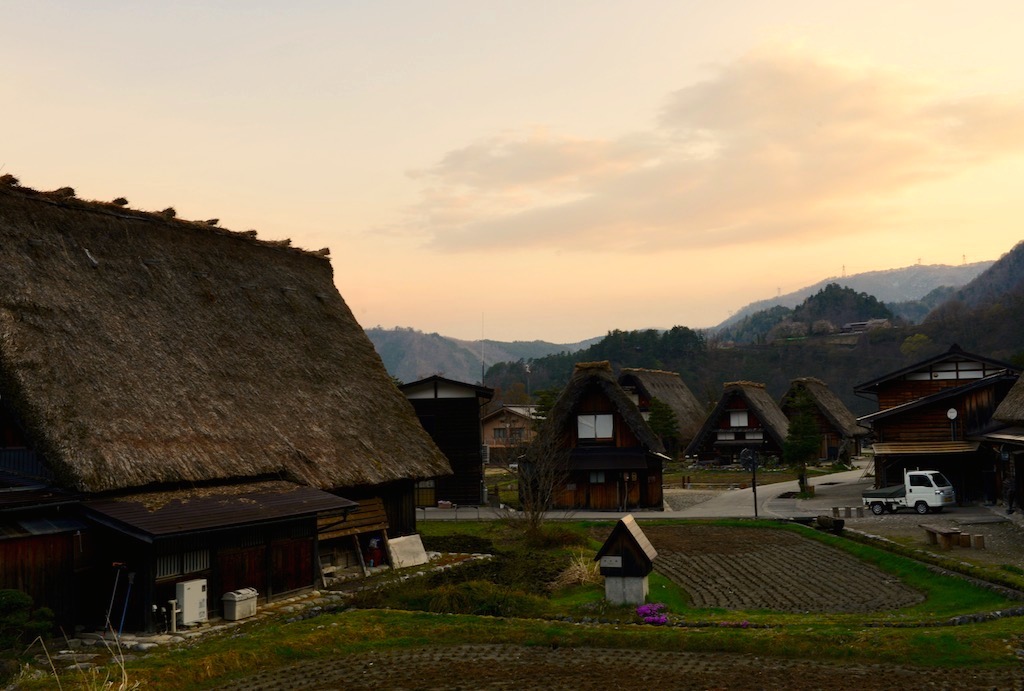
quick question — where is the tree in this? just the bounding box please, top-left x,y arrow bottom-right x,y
517,423 -> 573,535
647,397 -> 680,458
782,392 -> 822,495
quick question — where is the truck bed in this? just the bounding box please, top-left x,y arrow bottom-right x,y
862,484 -> 906,500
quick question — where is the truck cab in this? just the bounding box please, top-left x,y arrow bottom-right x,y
863,469 -> 956,515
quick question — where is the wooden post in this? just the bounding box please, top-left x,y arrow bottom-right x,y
353,535 -> 368,577
972,534 -> 986,549
844,507 -> 852,518
856,507 -> 864,518
832,507 -> 840,518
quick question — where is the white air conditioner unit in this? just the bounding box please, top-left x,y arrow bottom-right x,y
176,578 -> 208,626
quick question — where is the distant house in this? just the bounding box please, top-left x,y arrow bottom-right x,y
854,344 -> 1020,503
617,368 -> 707,456
399,375 -> 493,506
481,404 -> 539,463
986,377 -> 1024,509
780,378 -> 870,461
0,182 -> 449,631
537,362 -> 666,511
685,382 -> 790,464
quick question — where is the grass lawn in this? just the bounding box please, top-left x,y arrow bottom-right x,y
12,519 -> 1024,689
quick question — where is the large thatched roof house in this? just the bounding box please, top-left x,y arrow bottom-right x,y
617,368 -> 707,454
780,377 -> 870,460
537,362 -> 666,511
0,181 -> 448,629
685,381 -> 790,463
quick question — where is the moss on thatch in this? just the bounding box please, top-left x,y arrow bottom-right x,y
0,184 -> 449,493
619,368 -> 706,446
540,361 -> 664,453
782,377 -> 869,438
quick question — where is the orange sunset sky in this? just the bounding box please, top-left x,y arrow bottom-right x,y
4,1 -> 1024,342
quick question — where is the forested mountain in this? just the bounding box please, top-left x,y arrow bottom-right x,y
365,327 -> 598,384
717,284 -> 893,344
482,242 -> 1024,416
368,245 -> 1023,411
716,262 -> 991,330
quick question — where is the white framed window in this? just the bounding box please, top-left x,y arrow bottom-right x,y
729,411 -> 748,427
578,414 -> 613,439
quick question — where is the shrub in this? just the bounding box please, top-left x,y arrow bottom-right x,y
525,524 -> 587,550
420,534 -> 495,555
0,590 -> 53,650
428,581 -> 545,618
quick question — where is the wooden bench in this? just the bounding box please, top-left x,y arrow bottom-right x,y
919,523 -> 961,550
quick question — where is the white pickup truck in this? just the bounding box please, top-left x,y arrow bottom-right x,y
862,470 -> 956,515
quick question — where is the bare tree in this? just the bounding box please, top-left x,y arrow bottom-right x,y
517,421 -> 573,535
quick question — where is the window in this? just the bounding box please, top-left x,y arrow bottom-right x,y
508,428 -> 524,442
729,411 -> 748,427
589,471 -> 605,483
493,428 -> 507,442
578,414 -> 613,439
909,474 -> 932,488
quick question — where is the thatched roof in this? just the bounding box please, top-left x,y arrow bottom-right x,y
993,376 -> 1024,424
541,362 -> 664,454
618,368 -> 706,445
781,377 -> 869,438
0,184 -> 450,493
685,381 -> 790,455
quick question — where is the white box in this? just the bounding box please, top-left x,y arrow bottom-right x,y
176,579 -> 208,626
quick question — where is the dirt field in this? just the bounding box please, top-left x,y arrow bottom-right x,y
643,525 -> 923,612
217,523 -> 1024,690
218,644 -> 1023,690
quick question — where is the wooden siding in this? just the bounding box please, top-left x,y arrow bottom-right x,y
0,532 -> 77,628
553,466 -> 663,511
407,397 -> 485,505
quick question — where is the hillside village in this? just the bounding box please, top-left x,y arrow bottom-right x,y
3,178 -> 1024,687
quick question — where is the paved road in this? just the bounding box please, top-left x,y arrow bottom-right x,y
420,464 -> 878,523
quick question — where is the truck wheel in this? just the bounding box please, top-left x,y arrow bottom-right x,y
870,502 -> 884,515
915,501 -> 929,515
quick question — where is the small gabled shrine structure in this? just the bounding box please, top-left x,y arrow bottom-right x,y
594,513 -> 657,605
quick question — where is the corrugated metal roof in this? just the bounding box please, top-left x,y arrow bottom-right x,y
83,482 -> 357,542
871,442 -> 979,455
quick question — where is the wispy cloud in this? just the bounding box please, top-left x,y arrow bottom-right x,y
401,46 -> 1024,253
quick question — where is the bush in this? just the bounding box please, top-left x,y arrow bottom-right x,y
420,534 -> 495,554
0,590 -> 52,650
525,524 -> 587,550
428,581 -> 546,618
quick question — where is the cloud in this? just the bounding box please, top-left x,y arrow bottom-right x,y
404,46 -> 1024,253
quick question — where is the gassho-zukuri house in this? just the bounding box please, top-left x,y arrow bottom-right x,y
0,180 -> 450,631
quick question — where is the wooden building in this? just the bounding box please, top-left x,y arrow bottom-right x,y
400,376 -> 493,506
617,368 -> 707,457
537,362 -> 666,511
0,181 -> 449,631
854,345 -> 1020,503
780,377 -> 869,461
685,382 -> 790,464
985,376 -> 1024,511
481,404 -> 538,465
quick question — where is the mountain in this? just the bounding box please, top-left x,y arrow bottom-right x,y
365,326 -> 599,384
715,262 -> 993,330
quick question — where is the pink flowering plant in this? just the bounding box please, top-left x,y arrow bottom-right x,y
635,602 -> 668,625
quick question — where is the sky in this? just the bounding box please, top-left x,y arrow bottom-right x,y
4,1 -> 1024,343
